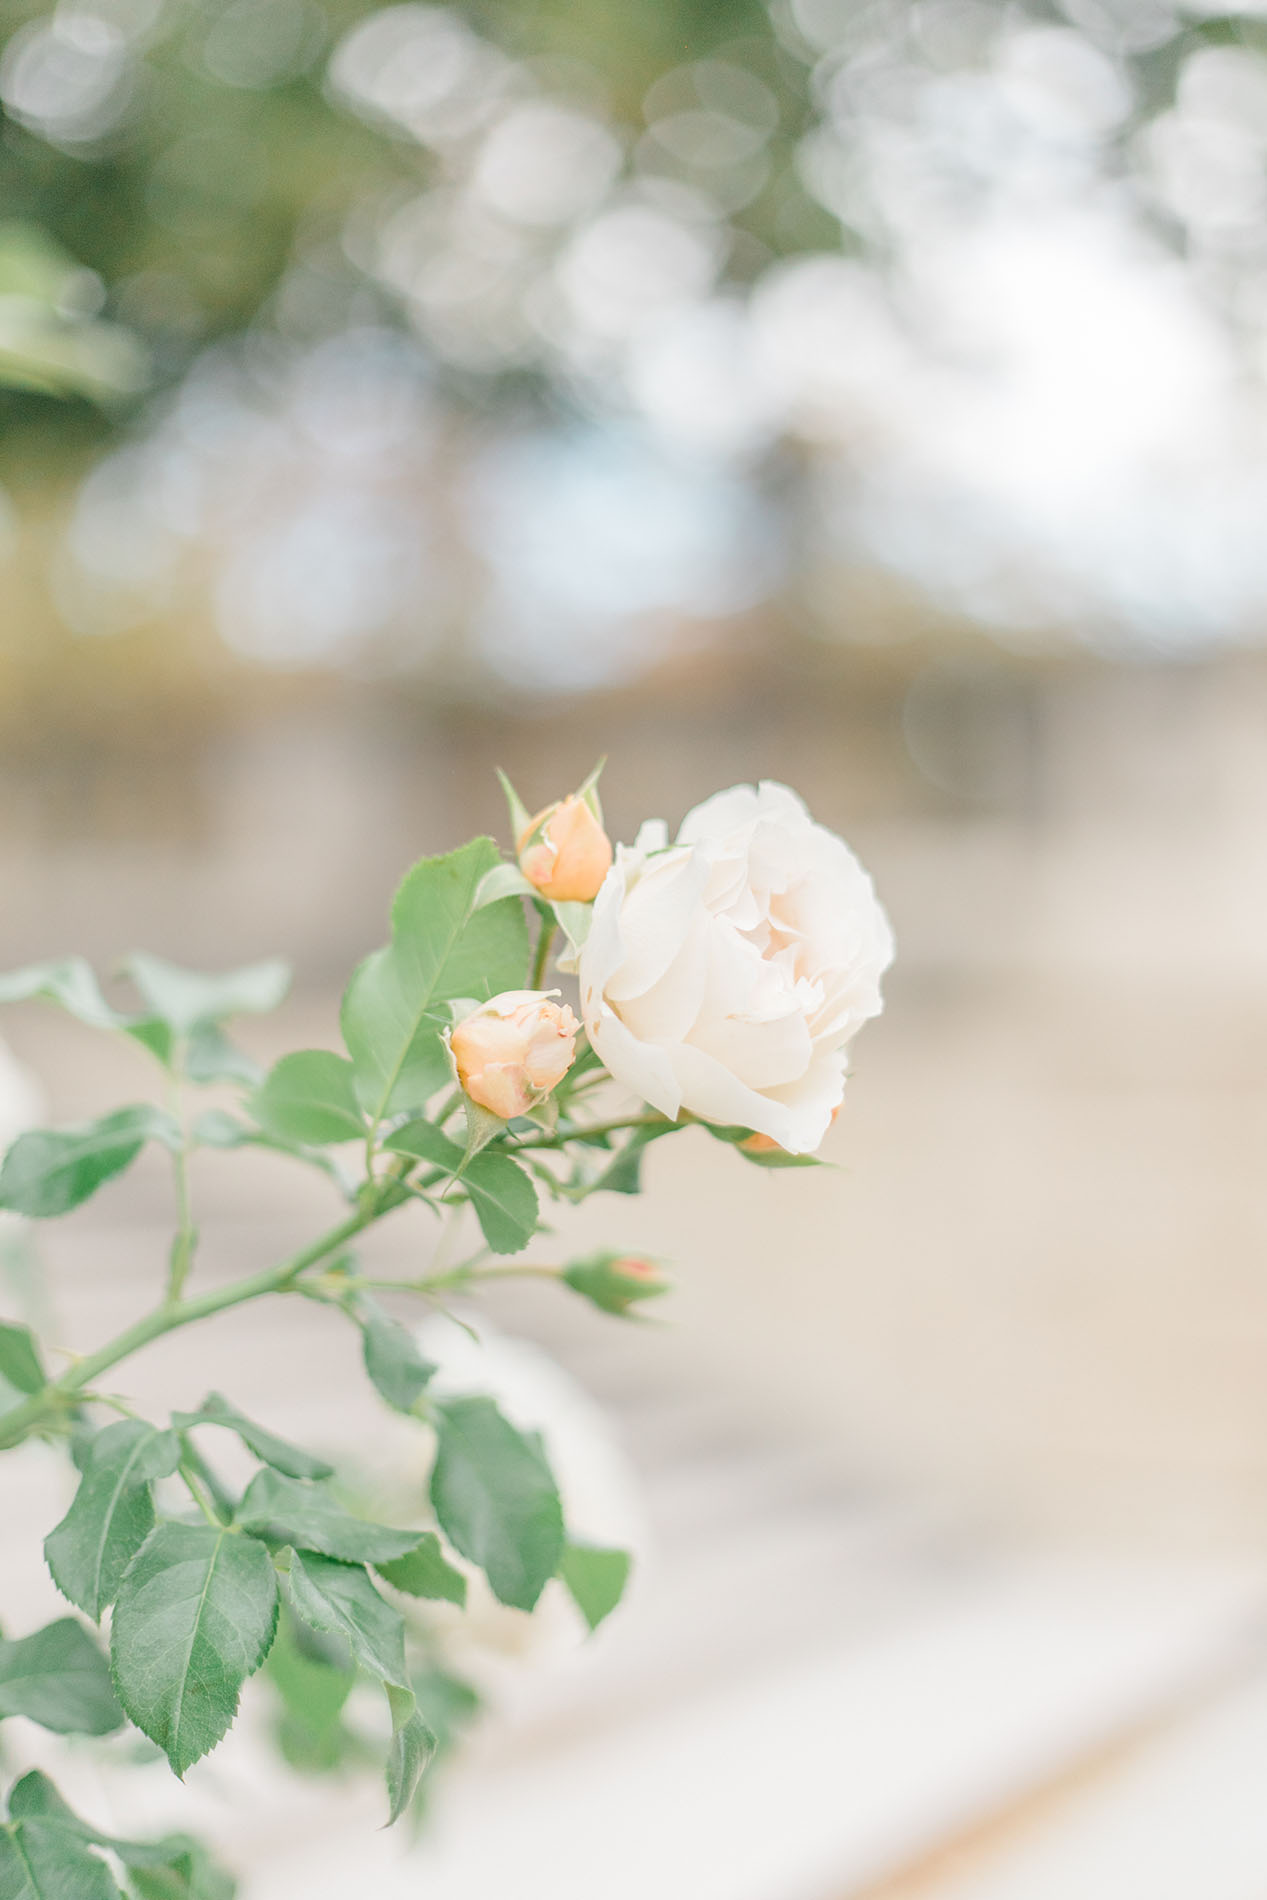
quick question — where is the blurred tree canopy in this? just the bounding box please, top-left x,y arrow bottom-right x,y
0,0 -> 815,461
6,0 -> 1267,683
4,0 -> 1265,466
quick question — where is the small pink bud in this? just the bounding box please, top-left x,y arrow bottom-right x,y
449,990 -> 579,1121
518,795 -> 613,904
611,1256 -> 666,1286
561,1249 -> 670,1314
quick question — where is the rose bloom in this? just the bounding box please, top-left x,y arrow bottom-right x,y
518,795 -> 613,904
449,990 -> 578,1120
577,782 -> 893,1154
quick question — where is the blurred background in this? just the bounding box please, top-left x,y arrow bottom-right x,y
5,0 -> 1267,1891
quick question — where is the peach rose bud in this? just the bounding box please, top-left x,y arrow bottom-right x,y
518,794 -> 613,904
449,990 -> 579,1120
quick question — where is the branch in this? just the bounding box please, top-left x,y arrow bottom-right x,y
0,1184 -> 412,1451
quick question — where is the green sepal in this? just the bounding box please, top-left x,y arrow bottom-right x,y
552,901 -> 593,957
574,755 -> 607,821
495,769 -> 532,843
460,1099 -> 507,1163
474,862 -> 535,907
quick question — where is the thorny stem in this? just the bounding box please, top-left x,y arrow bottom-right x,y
0,1189 -> 410,1452
530,915 -> 556,990
0,1091 -> 681,1454
177,1457 -> 224,1528
166,1060 -> 198,1302
511,1114 -> 672,1151
328,1261 -> 564,1299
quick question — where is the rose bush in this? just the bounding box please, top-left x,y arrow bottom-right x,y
578,781 -> 893,1154
0,768 -> 891,1883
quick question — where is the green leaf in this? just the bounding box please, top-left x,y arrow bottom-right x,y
285,1552 -> 408,1688
552,901 -> 593,957
4,1778 -> 80,1826
110,1524 -> 279,1776
385,1123 -> 539,1255
183,1023 -> 261,1089
461,1152 -> 538,1255
0,1108 -> 179,1219
375,1534 -> 467,1608
581,1122 -> 676,1197
121,955 -> 291,1038
0,1619 -> 121,1735
276,1560 -> 434,1827
264,1605 -> 356,1773
429,1397 -> 564,1611
251,1051 -> 366,1147
188,1113 -> 344,1186
123,1841 -> 235,1900
361,1311 -> 436,1415
172,1393 -> 333,1481
188,1112 -> 252,1149
341,839 -> 528,1125
411,1664 -> 482,1754
0,959 -> 125,1034
0,1818 -> 122,1900
234,1471 -> 420,1563
0,1324 -> 44,1396
384,1120 -> 463,1170
7,1774 -> 236,1900
384,1688 -> 435,1826
558,1542 -> 632,1633
45,1420 -> 181,1619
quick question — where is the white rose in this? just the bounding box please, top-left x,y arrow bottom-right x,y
577,781 -> 893,1155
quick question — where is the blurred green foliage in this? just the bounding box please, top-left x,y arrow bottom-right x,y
0,0 -> 797,455
3,0 -> 1263,462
